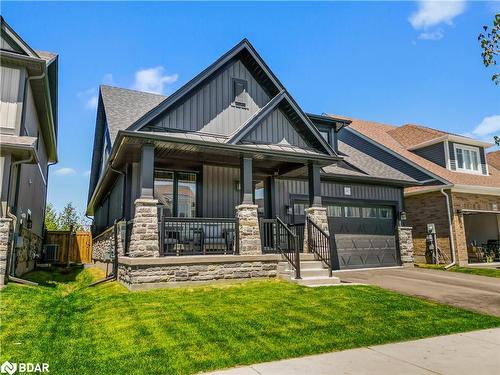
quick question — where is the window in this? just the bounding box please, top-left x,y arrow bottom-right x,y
293,202 -> 308,216
154,171 -> 197,217
362,207 -> 377,218
345,206 -> 360,218
454,144 -> 480,173
327,205 -> 343,217
233,78 -> 247,108
379,208 -> 393,219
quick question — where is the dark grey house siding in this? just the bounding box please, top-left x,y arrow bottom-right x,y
273,178 -> 403,223
147,59 -> 270,135
242,108 -> 310,148
202,165 -> 239,218
340,129 -> 432,181
413,142 -> 446,167
449,142 -> 456,170
94,175 -> 124,233
480,147 -> 488,175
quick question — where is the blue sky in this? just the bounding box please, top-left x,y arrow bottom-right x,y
2,1 -> 499,214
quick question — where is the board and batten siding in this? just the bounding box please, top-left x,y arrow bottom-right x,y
242,107 -> 311,148
0,66 -> 25,132
274,178 -> 403,222
413,142 -> 446,168
202,165 -> 239,218
147,59 -> 270,135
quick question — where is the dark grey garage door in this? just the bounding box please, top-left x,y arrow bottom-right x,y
326,203 -> 399,269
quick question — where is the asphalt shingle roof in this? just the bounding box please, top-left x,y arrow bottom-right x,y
100,85 -> 166,143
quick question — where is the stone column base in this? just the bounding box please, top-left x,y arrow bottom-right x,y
236,204 -> 262,255
303,206 -> 329,252
0,218 -> 13,287
398,226 -> 414,267
128,198 -> 160,257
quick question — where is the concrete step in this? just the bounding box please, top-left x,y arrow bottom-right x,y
299,268 -> 331,278
293,276 -> 341,287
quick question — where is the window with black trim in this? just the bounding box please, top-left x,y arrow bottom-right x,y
233,78 -> 247,108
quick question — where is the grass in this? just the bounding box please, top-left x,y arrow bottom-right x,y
416,263 -> 500,278
1,266 -> 499,375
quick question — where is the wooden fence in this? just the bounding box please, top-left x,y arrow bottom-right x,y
43,231 -> 92,264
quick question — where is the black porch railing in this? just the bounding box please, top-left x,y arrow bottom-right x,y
288,223 -> 305,252
260,218 -> 301,279
159,216 -> 239,256
307,217 -> 337,277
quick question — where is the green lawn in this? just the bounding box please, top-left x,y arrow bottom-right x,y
416,263 -> 500,278
1,266 -> 499,375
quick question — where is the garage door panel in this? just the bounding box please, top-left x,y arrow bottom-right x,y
334,234 -> 399,270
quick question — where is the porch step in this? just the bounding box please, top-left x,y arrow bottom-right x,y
293,276 -> 341,287
277,259 -> 340,287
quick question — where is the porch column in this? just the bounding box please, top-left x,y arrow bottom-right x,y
128,144 -> 160,257
303,163 -> 329,252
236,157 -> 262,255
397,226 -> 414,267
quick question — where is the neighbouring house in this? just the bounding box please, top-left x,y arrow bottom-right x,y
0,17 -> 58,284
87,39 -> 441,290
332,116 -> 500,266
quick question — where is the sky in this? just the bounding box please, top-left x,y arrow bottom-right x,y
2,1 -> 499,215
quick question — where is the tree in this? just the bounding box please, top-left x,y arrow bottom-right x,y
478,14 -> 500,146
44,203 -> 59,231
58,202 -> 83,232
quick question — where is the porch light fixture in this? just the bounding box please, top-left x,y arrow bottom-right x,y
399,211 -> 407,221
234,181 -> 240,191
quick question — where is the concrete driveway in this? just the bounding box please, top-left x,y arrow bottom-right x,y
332,267 -> 500,316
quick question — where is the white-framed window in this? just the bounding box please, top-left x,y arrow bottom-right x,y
454,144 -> 481,174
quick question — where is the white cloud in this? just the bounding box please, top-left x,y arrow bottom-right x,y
409,1 -> 466,30
418,29 -> 444,40
471,115 -> 500,138
83,170 -> 91,177
132,66 -> 178,95
54,167 -> 76,176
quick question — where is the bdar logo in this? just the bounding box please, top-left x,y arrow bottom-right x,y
0,361 -> 17,375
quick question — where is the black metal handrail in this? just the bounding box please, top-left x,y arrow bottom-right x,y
260,218 -> 301,279
159,215 -> 239,256
288,223 -> 305,252
307,217 -> 334,277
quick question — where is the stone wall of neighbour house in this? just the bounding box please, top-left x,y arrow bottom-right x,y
450,193 -> 500,266
14,227 -> 42,276
128,199 -> 160,257
118,259 -> 278,289
405,191 -> 452,264
0,218 -> 12,286
92,226 -> 115,262
236,204 -> 261,255
303,206 -> 329,252
397,227 -> 414,267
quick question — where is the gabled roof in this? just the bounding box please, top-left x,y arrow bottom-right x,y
126,39 -> 284,134
0,16 -> 38,57
227,90 -> 336,156
100,85 -> 166,143
388,123 -> 492,150
328,114 -> 500,190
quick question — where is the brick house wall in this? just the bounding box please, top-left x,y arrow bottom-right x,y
405,191 -> 451,263
405,190 -> 500,265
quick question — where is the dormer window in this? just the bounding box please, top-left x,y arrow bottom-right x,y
232,78 -> 247,108
454,144 -> 480,173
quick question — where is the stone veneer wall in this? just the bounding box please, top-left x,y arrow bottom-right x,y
0,218 -> 12,286
397,227 -> 414,267
236,204 -> 261,255
303,207 -> 329,252
14,227 -> 43,276
128,199 -> 159,257
118,256 -> 279,290
92,226 -> 115,262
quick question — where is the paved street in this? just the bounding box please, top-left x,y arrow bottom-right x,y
206,328 -> 500,375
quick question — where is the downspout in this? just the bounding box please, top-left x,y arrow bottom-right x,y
440,188 -> 457,269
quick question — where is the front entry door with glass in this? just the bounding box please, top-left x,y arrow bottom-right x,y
154,171 -> 197,217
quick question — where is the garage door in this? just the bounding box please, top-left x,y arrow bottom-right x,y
326,204 -> 399,269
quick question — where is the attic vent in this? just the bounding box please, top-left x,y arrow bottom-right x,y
233,78 -> 247,108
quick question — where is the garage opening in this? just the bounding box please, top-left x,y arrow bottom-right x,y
461,209 -> 500,263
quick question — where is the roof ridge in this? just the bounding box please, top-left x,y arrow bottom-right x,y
100,84 -> 168,98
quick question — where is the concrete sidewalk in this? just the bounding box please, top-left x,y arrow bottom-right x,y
205,328 -> 500,375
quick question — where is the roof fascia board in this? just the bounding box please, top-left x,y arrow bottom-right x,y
322,173 -> 421,187
408,134 -> 493,151
1,17 -> 38,57
125,39 -> 284,133
406,135 -> 448,150
405,184 -> 500,197
346,127 -> 449,185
